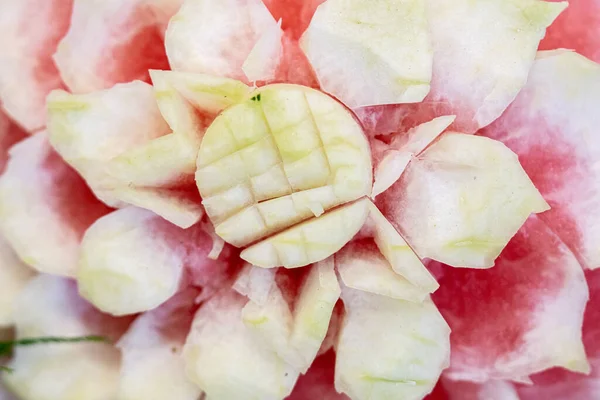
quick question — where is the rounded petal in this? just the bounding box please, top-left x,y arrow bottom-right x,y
53,0 -> 177,93
378,133 -> 549,268
481,50 -> 600,269
432,215 -> 590,382
0,133 -> 112,276
300,0 -> 433,108
77,207 -> 215,316
0,0 -> 71,131
165,0 -> 277,81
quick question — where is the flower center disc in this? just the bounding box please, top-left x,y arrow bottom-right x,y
196,84 -> 372,264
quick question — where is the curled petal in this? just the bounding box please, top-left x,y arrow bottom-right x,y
242,20 -> 284,83
0,236 -> 35,327
372,115 -> 455,198
378,133 -> 549,268
481,50 -> 600,269
165,0 -> 278,81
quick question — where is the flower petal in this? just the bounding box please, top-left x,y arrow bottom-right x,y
335,285 -> 450,400
300,0 -> 433,108
356,0 -> 566,134
440,379 -> 519,400
372,115 -> 455,198
287,350 -> 350,400
47,75 -> 247,228
0,0 -> 71,131
77,207 -> 218,316
0,235 -> 35,327
53,0 -> 179,93
3,275 -> 131,400
183,289 -> 299,400
539,0 -> 600,63
0,110 -> 27,173
432,215 -> 589,382
514,269 -> 600,399
165,0 -> 277,81
116,288 -> 203,400
242,20 -> 284,83
0,132 -> 112,276
481,50 -> 600,270
378,133 -> 549,268
237,259 -> 340,374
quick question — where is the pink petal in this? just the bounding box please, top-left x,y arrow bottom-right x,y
0,110 -> 27,173
355,0 -> 566,135
165,0 -> 277,81
53,0 -> 178,93
539,0 -> 600,63
287,350 -> 350,400
432,215 -> 589,382
516,269 -> 600,399
0,0 -> 72,131
262,0 -> 325,41
0,132 -> 112,276
480,50 -> 600,269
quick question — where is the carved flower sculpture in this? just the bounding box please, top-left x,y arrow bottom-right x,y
0,0 -> 598,400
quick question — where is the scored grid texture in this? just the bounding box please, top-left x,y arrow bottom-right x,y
196,85 -> 371,247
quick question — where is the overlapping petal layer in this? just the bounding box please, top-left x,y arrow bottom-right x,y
54,0 -> 180,93
2,275 -> 132,400
432,215 -> 589,382
0,132 -> 112,276
0,0 -> 598,399
482,50 -> 600,270
0,0 -> 72,131
355,0 -> 566,136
